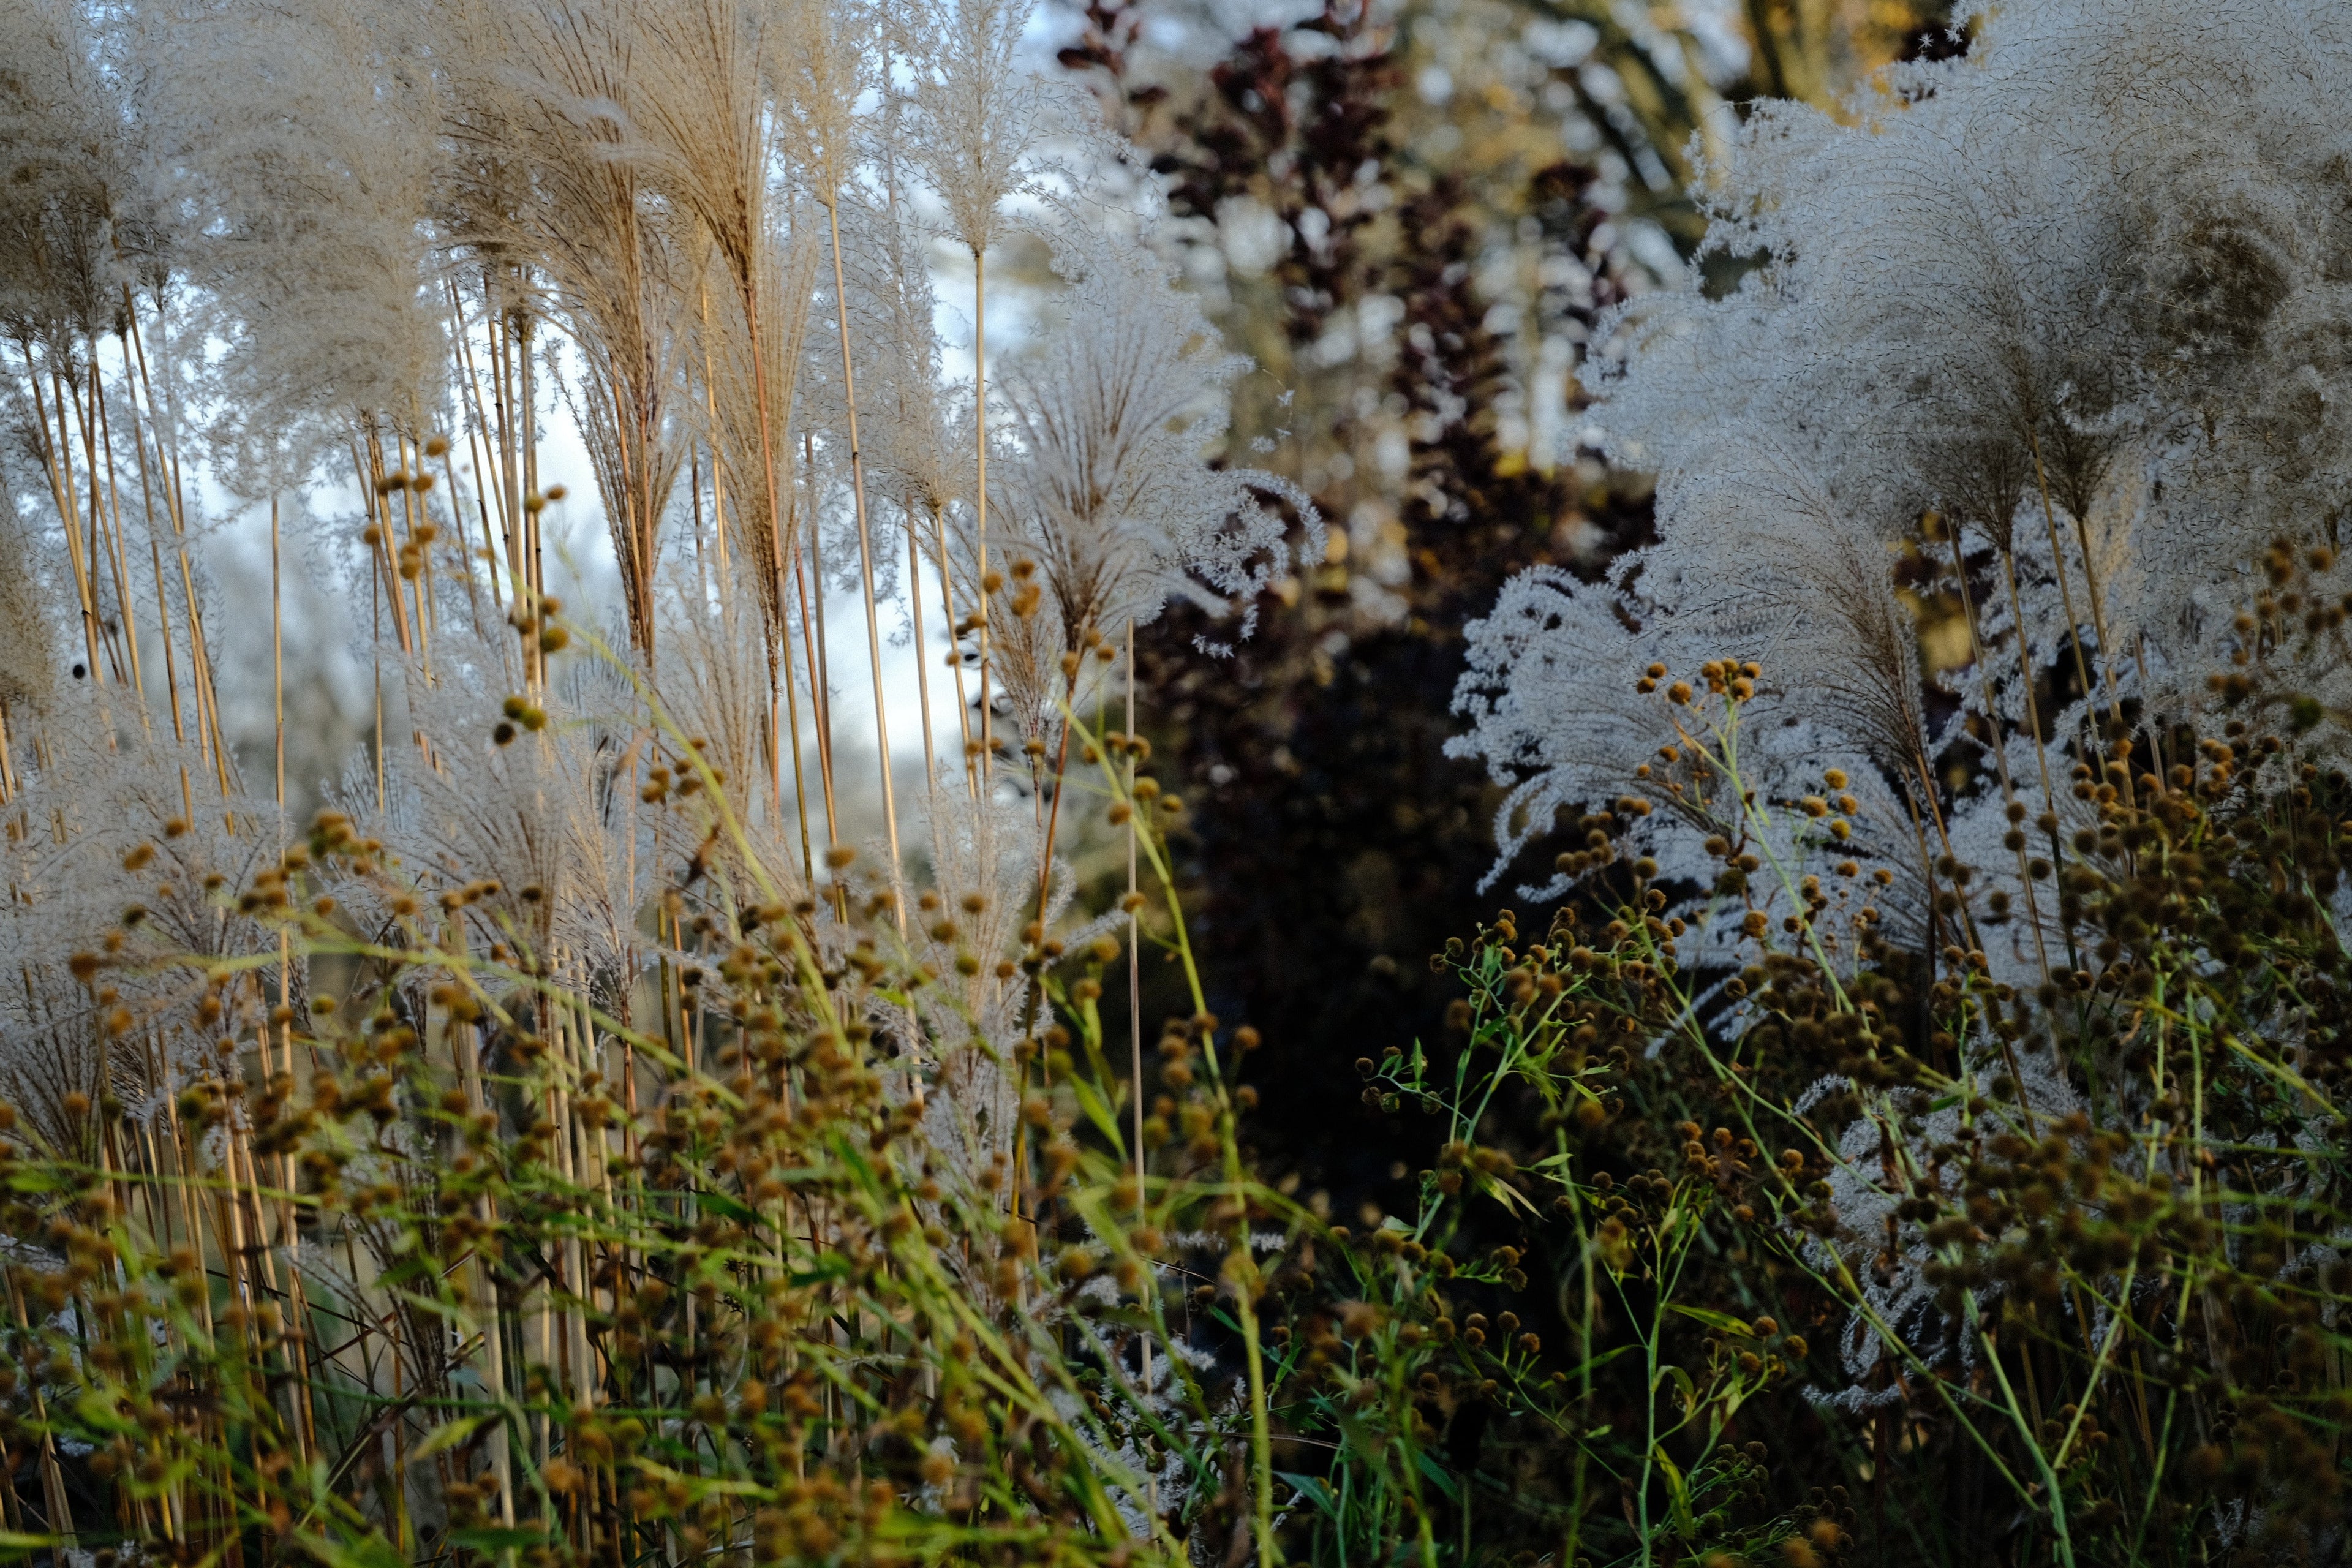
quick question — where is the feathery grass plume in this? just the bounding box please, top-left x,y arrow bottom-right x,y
1446,568 -> 1667,889
0,690 -> 288,1152
888,0 -> 1110,262
775,0 -> 867,198
891,0 -> 1110,790
0,0 -> 144,339
653,556 -> 792,839
835,173 -> 981,785
608,0 -> 812,661
695,199 -> 826,649
344,629 -> 625,974
0,506 -> 58,715
1463,0 -> 2352,918
973,213 -> 1318,762
152,0 -> 447,477
1452,0 -> 2352,1494
840,179 -> 973,540
610,0 -> 831,861
437,0 -> 692,659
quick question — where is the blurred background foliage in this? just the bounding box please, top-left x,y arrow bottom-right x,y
1055,0 -> 1947,1212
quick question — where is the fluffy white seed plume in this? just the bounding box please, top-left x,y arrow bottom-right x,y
0,507 -> 58,715
654,558 -> 789,834
840,181 -> 970,523
437,0 -> 692,657
349,633 -> 654,998
0,688 -> 290,1154
600,0 -> 819,660
1461,0 -> 2352,900
148,0 -> 447,474
888,0 -> 1105,260
1457,0 -> 2352,1395
1447,568 -> 1662,889
901,760 -> 1101,1195
974,214 -> 1317,750
0,0 -> 146,339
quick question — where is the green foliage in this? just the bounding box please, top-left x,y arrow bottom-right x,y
17,580 -> 2352,1568
1272,621 -> 2352,1566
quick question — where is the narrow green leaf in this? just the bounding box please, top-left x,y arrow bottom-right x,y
408,1414 -> 487,1465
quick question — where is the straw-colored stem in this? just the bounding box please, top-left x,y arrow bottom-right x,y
824,198 -> 903,903
796,478 -> 841,848
91,350 -> 146,716
121,334 -> 186,744
32,356 -> 104,684
723,273 -> 823,884
148,540 -> 182,743
932,503 -> 977,796
906,499 -> 939,812
67,353 -> 130,692
272,496 -> 285,810
972,248 -> 992,787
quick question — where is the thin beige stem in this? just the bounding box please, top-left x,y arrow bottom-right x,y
91,350 -> 146,715
799,435 -> 841,846
729,263 -> 820,883
119,331 -> 185,743
932,502 -> 977,797
825,198 -> 903,904
906,499 -> 939,813
796,545 -> 841,849
35,358 -> 103,684
429,437 -> 488,638
63,356 -> 123,688
973,249 -> 991,787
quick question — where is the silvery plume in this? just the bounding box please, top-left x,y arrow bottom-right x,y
1454,0 -> 2352,1390
968,213 -> 1318,759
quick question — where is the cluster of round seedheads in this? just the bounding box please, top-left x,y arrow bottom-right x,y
1259,621 -> 2352,1559
18,584 -> 2352,1565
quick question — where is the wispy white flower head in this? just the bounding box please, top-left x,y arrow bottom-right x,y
888,0 -> 1112,257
